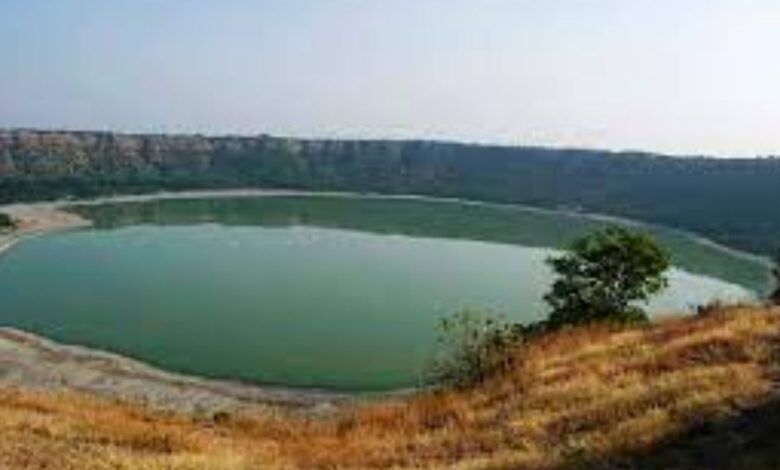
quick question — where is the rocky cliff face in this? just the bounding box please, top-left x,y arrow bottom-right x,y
0,130 -> 425,184
0,129 -> 454,203
0,130 -> 221,178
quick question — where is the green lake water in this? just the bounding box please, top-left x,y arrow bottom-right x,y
0,196 -> 769,390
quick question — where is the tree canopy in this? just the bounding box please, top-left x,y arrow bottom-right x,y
543,227 -> 670,328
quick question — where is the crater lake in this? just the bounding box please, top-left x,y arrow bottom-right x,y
0,195 -> 769,390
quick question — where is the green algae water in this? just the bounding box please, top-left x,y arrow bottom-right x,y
0,196 -> 769,390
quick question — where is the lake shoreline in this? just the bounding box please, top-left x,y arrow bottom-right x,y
0,204 -> 92,257
0,326 -> 368,415
0,187 -> 771,267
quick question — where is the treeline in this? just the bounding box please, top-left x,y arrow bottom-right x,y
1,129 -> 779,255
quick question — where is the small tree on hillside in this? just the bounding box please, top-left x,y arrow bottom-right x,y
430,310 -> 517,388
544,226 -> 670,329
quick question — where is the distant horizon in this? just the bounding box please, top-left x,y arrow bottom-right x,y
2,1 -> 779,158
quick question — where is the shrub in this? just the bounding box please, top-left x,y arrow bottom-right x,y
0,213 -> 14,230
543,226 -> 670,329
770,248 -> 780,305
429,310 -> 518,388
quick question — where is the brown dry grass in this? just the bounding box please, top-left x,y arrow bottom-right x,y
1,305 -> 778,469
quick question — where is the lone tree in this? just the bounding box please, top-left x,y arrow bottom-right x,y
544,226 -> 670,329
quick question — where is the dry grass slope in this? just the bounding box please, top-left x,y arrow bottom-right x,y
1,305 -> 778,469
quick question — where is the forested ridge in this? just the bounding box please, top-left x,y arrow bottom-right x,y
1,129 -> 779,255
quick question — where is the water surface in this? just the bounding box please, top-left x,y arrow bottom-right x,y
0,196 -> 766,390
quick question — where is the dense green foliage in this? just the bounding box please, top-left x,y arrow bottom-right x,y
544,227 -> 670,327
2,130 -> 780,255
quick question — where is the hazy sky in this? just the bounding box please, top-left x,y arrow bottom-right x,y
1,1 -> 778,157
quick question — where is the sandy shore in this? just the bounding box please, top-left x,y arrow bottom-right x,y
0,327 -> 352,415
0,203 -> 91,256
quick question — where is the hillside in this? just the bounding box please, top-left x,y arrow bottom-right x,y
1,305 -> 778,469
2,129 -> 780,255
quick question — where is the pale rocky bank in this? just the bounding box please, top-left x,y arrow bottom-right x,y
0,328 -> 351,415
0,203 -> 90,255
